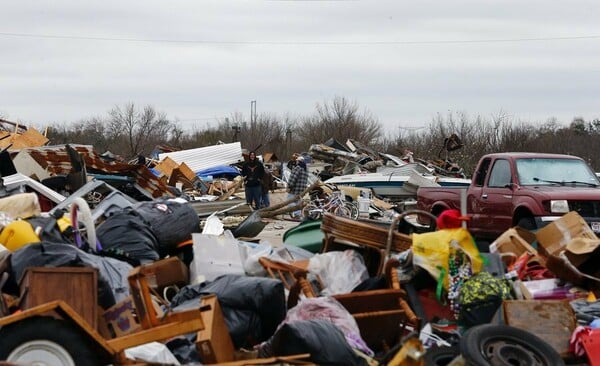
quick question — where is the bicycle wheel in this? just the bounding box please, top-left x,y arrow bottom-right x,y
302,204 -> 322,220
344,202 -> 359,219
333,205 -> 351,218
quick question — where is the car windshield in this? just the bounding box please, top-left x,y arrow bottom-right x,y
516,158 -> 600,186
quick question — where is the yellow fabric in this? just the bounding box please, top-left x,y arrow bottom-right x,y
412,228 -> 483,289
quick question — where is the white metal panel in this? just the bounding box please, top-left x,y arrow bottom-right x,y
158,142 -> 244,173
3,173 -> 66,204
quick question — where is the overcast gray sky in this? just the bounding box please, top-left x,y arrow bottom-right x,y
2,1 -> 600,133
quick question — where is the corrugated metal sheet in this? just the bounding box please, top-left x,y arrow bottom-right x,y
158,142 -> 244,173
19,145 -> 172,199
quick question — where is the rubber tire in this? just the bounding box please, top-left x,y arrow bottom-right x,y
423,345 -> 461,365
517,216 -> 537,231
333,205 -> 351,218
0,317 -> 106,366
345,202 -> 359,219
302,204 -> 322,220
460,324 -> 565,366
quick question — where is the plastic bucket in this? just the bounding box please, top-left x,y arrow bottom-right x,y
0,220 -> 41,251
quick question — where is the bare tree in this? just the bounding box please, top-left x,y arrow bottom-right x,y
108,103 -> 175,158
297,96 -> 382,145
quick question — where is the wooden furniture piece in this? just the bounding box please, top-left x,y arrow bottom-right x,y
19,266 -> 98,329
320,213 -> 412,276
258,256 -> 420,352
196,294 -> 236,364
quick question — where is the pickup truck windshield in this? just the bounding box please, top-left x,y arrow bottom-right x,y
516,158 -> 600,186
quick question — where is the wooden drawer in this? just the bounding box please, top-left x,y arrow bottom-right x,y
19,267 -> 98,329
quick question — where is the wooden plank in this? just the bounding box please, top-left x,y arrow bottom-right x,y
107,316 -> 205,352
154,156 -> 179,177
196,295 -> 235,364
19,267 -> 98,329
11,127 -> 49,149
178,162 -> 197,182
0,300 -> 115,356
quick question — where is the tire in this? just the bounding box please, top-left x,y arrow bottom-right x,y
0,317 -> 107,366
460,324 -> 564,366
423,345 -> 461,365
302,204 -> 322,220
344,202 -> 359,219
333,205 -> 351,218
517,216 -> 537,231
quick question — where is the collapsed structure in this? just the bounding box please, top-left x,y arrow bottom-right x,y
0,128 -> 598,365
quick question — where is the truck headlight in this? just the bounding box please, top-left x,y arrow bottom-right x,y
550,200 -> 569,213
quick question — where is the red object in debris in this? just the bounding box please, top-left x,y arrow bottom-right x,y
436,209 -> 470,229
581,328 -> 600,365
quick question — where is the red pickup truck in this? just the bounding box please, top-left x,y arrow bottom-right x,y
416,152 -> 600,240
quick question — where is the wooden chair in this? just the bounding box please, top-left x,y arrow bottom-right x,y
259,211 -> 441,352
258,256 -> 420,353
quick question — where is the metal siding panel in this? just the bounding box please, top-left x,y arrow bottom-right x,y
158,142 -> 243,173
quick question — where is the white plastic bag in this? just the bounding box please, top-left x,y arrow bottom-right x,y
189,230 -> 245,284
202,213 -> 224,236
125,341 -> 180,365
240,241 -> 273,276
307,250 -> 369,296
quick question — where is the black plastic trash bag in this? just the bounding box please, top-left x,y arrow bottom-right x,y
133,199 -> 200,256
96,208 -> 160,265
261,319 -> 368,366
171,274 -> 286,348
9,242 -> 133,308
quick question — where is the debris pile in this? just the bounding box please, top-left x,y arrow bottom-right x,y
0,135 -> 599,365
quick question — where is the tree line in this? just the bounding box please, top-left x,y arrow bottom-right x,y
47,97 -> 600,175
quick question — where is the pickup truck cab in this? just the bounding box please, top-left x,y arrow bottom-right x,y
417,152 -> 600,240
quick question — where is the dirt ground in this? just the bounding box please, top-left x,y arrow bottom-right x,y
254,190 -> 302,247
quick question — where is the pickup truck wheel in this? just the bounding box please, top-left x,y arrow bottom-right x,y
517,217 -> 537,231
0,317 -> 103,366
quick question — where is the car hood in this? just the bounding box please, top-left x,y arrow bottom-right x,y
520,185 -> 600,200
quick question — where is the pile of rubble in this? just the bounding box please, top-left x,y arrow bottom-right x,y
1,130 -> 600,365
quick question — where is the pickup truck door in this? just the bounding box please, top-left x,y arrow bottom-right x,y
473,158 -> 514,235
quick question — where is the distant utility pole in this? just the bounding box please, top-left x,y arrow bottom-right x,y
250,100 -> 257,124
286,126 -> 292,155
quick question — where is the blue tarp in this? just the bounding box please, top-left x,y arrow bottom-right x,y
196,165 -> 240,180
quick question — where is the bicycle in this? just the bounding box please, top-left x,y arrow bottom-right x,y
302,190 -> 359,220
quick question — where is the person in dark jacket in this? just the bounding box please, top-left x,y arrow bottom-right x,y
241,151 -> 265,210
260,166 -> 274,208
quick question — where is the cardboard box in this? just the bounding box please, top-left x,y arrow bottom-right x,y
536,211 -> 598,257
102,296 -> 141,338
503,300 -> 576,358
489,227 -> 537,258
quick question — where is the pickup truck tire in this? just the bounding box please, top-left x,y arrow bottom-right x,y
517,216 -> 537,231
0,316 -> 103,366
459,324 -> 564,366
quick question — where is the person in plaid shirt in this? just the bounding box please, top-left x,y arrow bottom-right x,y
287,155 -> 309,219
